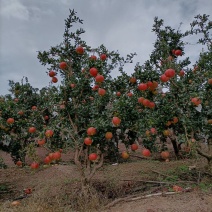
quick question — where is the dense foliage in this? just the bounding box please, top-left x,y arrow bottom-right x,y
0,10 -> 211,192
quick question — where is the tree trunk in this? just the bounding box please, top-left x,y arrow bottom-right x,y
81,178 -> 91,197
196,137 -> 212,173
170,138 -> 179,157
74,146 -> 104,194
207,159 -> 212,173
206,138 -> 212,172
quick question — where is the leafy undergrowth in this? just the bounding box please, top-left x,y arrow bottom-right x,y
0,155 -> 212,212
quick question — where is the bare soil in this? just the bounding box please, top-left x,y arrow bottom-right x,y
0,147 -> 212,212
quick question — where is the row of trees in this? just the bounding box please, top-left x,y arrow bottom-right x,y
0,10 -> 211,194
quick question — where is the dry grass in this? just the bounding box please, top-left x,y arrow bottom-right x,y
0,199 -> 59,212
0,155 -> 212,212
0,184 -> 103,212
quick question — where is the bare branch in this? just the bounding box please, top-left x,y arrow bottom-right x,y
67,112 -> 78,134
88,153 -> 104,181
120,179 -> 196,184
196,148 -> 212,160
104,188 -> 192,209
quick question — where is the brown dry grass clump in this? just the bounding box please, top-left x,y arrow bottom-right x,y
0,150 -> 212,212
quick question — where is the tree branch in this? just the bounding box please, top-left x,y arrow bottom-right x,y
74,145 -> 83,168
67,112 -> 78,134
88,153 -> 104,181
196,148 -> 212,160
104,188 -> 192,209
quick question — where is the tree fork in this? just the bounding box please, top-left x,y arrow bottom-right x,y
196,138 -> 212,172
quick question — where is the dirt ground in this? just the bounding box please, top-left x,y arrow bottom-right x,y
0,148 -> 212,212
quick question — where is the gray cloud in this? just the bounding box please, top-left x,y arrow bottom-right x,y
0,0 -> 211,95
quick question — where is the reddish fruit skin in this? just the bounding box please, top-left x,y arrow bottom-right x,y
152,81 -> 158,88
49,71 -> 56,77
98,88 -> 106,96
49,153 -> 55,160
173,185 -> 183,192
127,92 -> 133,97
70,84 -> 75,88
142,99 -> 150,107
129,77 -> 137,84
100,54 -> 107,60
116,92 -> 121,96
191,97 -> 201,106
166,121 -> 172,126
138,83 -> 148,91
84,137 -> 93,145
89,153 -> 98,161
172,117 -> 178,124
59,62 -> 67,70
44,116 -> 49,120
160,74 -> 169,82
148,102 -> 155,108
89,68 -> 98,77
44,156 -> 51,164
76,46 -> 84,54
29,127 -> 36,133
87,127 -> 97,136
24,188 -> 32,195
112,117 -> 121,126
138,97 -> 145,104
16,161 -> 22,167
52,77 -> 58,83
37,139 -> 45,146
7,118 -> 14,124
11,201 -> 21,206
174,49 -> 182,56
53,152 -> 61,160
208,79 -> 212,85
142,149 -> 151,157
131,144 -> 138,151
45,129 -> 54,138
18,111 -> 24,116
147,81 -> 153,88
161,151 -> 170,159
30,162 -> 39,169
121,151 -> 129,159
179,70 -> 185,77
165,69 -> 175,78
92,85 -> 99,91
150,128 -> 157,134
32,106 -> 37,110
105,132 -> 113,140
81,68 -> 86,73
208,119 -> 212,124
90,55 -> 97,60
95,75 -> 105,83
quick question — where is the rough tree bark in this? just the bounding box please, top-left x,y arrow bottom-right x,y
74,146 -> 104,196
197,138 -> 212,173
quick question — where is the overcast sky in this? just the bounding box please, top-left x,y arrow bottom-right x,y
0,0 -> 211,95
